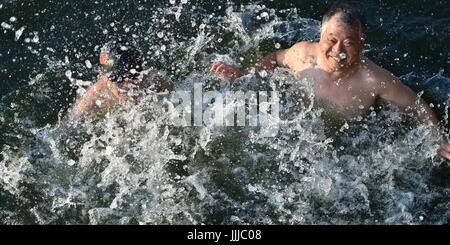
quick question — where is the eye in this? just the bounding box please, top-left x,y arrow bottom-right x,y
328,38 -> 337,44
344,40 -> 354,47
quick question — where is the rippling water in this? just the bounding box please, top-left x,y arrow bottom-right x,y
0,0 -> 449,224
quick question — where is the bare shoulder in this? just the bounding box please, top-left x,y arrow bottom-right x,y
361,59 -> 399,87
92,78 -> 110,91
287,41 -> 317,56
281,41 -> 318,69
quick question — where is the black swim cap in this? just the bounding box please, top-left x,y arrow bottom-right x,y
100,41 -> 144,83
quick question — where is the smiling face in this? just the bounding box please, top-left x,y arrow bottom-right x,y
319,14 -> 364,73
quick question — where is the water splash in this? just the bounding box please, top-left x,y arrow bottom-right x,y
0,1 -> 449,224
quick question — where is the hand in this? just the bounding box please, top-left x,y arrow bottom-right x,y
210,63 -> 242,82
438,143 -> 450,161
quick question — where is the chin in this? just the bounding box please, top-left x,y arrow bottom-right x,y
332,62 -> 350,71
327,63 -> 342,72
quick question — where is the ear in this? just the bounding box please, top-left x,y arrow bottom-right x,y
319,27 -> 324,38
320,21 -> 328,32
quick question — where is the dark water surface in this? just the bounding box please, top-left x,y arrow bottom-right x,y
0,0 -> 449,224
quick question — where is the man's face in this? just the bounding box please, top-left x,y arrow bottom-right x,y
319,15 -> 364,73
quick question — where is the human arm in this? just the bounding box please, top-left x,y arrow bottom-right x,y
209,43 -> 295,82
72,78 -> 121,117
378,71 -> 449,160
378,72 -> 438,124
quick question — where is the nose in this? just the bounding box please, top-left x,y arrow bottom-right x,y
331,41 -> 344,55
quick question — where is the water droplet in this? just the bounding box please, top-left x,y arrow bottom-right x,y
68,160 -> 76,166
258,70 -> 268,78
65,70 -> 72,79
95,100 -> 102,107
14,26 -> 25,41
1,22 -> 12,29
9,16 -> 17,22
339,52 -> 346,60
339,122 -> 349,132
85,60 -> 92,69
169,0 -> 176,5
275,43 -> 281,49
260,12 -> 269,18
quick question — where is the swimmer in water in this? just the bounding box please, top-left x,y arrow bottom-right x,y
210,4 -> 450,160
72,41 -> 174,117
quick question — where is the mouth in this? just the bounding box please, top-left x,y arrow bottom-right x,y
330,56 -> 340,62
329,53 -> 347,62
328,52 -> 348,68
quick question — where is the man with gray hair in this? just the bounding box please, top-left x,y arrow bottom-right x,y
210,4 -> 450,160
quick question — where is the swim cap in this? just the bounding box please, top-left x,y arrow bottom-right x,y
99,41 -> 144,83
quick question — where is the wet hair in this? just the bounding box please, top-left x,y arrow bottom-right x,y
322,3 -> 367,35
100,41 -> 144,83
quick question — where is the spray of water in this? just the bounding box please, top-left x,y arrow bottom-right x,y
0,1 -> 449,224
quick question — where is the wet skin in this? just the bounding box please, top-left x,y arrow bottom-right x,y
210,14 -> 450,160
